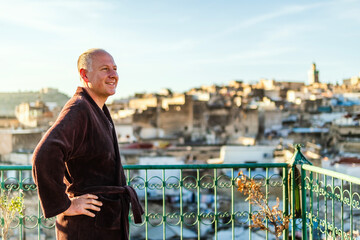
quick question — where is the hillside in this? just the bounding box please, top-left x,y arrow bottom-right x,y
0,88 -> 70,117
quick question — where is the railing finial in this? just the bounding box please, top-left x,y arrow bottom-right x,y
294,143 -> 302,151
290,144 -> 312,166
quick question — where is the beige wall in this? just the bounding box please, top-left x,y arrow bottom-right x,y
242,109 -> 259,136
12,132 -> 43,152
0,118 -> 19,128
340,141 -> 360,153
263,109 -> 283,130
0,133 -> 12,155
129,97 -> 158,110
162,94 -> 185,109
337,126 -> 360,135
228,108 -> 259,137
158,98 -> 193,137
0,130 -> 43,156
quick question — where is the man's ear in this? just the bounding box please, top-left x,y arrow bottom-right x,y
80,68 -> 89,82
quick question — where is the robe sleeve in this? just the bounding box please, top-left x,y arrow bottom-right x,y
32,103 -> 87,218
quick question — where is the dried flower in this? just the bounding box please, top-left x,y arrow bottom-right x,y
237,171 -> 290,239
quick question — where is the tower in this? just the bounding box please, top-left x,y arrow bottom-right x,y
308,63 -> 319,85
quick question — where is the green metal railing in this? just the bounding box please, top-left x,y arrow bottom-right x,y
0,164 -> 288,240
125,163 -> 288,240
290,145 -> 360,240
0,148 -> 359,239
301,164 -> 360,239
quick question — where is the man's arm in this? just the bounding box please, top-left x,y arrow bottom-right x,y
32,127 -> 72,218
32,104 -> 97,218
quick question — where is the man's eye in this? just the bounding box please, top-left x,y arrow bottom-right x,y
102,68 -> 108,71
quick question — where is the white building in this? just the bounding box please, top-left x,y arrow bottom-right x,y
207,145 -> 275,164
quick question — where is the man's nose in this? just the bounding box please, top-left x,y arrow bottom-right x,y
110,69 -> 118,79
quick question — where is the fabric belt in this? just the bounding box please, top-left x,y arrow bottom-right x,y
74,185 -> 144,224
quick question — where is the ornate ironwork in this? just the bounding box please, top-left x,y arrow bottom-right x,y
1,160 -> 359,240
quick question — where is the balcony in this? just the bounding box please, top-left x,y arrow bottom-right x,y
0,147 -> 359,239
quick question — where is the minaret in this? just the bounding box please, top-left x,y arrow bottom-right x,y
308,62 -> 319,85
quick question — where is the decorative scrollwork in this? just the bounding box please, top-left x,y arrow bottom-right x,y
303,171 -> 360,240
352,192 -> 360,209
318,218 -> 327,233
318,182 -> 327,197
217,211 -> 232,225
2,177 -> 20,191
182,175 -> 197,190
233,211 -> 250,224
8,215 -> 21,229
21,178 -> 37,191
252,174 -> 266,186
216,175 -> 232,189
147,212 -> 163,226
165,212 -> 181,226
333,186 -> 342,202
129,176 -> 146,190
39,216 -> 56,229
343,189 -> 351,207
147,176 -> 164,190
199,175 -> 215,190
311,181 -> 320,194
268,174 -> 283,187
1,165 -> 360,239
304,176 -> 313,191
198,211 -> 216,225
23,215 -> 39,229
183,212 -> 197,226
163,177 -> 180,190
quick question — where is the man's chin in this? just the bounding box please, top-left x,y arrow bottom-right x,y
106,88 -> 117,96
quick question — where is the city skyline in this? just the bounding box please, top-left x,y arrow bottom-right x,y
0,0 -> 359,99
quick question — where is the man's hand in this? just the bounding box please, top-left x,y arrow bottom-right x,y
63,194 -> 102,217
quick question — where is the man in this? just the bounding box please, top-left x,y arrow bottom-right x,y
32,49 -> 143,240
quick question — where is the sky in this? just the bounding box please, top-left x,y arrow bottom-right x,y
0,0 -> 359,100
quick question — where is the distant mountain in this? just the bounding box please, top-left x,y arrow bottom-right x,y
0,88 -> 70,117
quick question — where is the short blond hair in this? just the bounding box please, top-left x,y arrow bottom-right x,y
77,48 -> 108,72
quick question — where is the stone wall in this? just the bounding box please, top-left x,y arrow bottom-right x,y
157,96 -> 193,137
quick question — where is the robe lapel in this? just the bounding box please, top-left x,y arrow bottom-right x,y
103,105 -> 127,186
79,87 -> 126,186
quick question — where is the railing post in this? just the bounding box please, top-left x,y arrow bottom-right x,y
288,144 -> 312,240
19,170 -> 24,240
197,169 -> 201,240
248,167 -> 252,240
162,169 -> 166,240
145,169 -> 148,240
290,164 -> 298,240
301,165 -> 307,240
283,166 -> 289,240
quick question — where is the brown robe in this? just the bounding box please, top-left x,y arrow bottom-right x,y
32,87 -> 143,240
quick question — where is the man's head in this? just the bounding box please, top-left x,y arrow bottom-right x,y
77,48 -> 118,107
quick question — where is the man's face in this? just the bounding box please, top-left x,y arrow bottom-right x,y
86,52 -> 118,100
